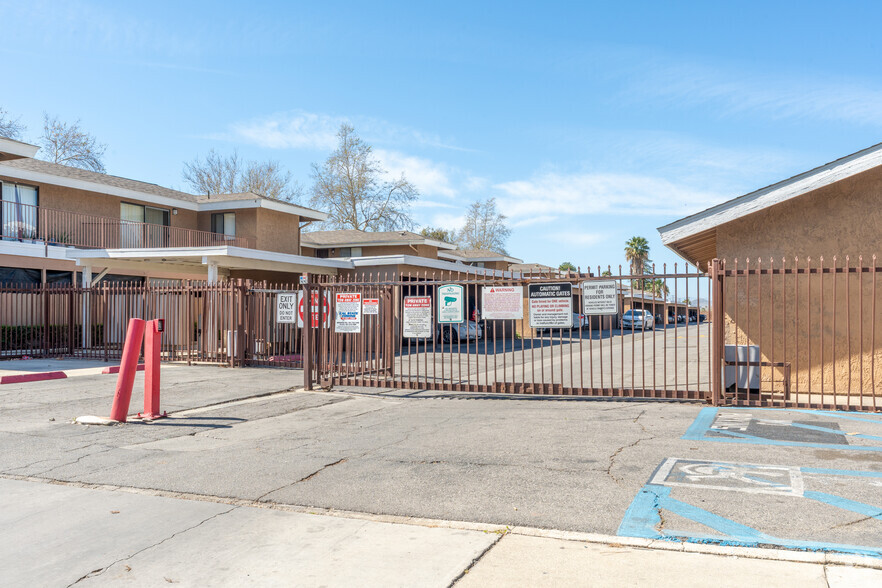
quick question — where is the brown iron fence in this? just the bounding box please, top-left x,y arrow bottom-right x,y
718,255 -> 881,411
0,256 -> 878,412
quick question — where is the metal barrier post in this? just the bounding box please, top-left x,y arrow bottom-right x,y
302,280 -> 313,391
109,318 -> 146,422
140,319 -> 166,420
710,258 -> 724,406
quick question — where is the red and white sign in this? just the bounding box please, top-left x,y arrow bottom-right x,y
481,286 -> 523,320
363,298 -> 380,315
296,291 -> 330,328
403,296 -> 432,338
335,292 -> 362,333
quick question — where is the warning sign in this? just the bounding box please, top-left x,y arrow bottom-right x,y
363,298 -> 379,315
437,284 -> 464,324
582,280 -> 618,315
296,291 -> 330,328
403,296 -> 432,338
528,283 -> 573,328
334,292 -> 362,333
482,286 -> 523,320
277,292 -> 298,323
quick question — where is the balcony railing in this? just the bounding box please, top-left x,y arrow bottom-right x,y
0,201 -> 256,250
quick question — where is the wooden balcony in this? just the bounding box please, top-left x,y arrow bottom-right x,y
0,201 -> 256,250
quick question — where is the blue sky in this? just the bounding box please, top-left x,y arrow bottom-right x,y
3,1 -> 882,272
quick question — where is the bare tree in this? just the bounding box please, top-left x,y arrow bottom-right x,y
309,123 -> 417,231
39,114 -> 107,172
456,198 -> 511,254
0,107 -> 26,140
183,149 -> 303,202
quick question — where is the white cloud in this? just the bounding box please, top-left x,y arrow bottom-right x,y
374,149 -> 457,198
629,58 -> 882,127
429,212 -> 468,230
230,111 -> 341,150
494,172 -> 723,220
546,231 -> 605,246
511,215 -> 557,228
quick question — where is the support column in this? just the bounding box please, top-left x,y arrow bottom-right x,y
81,266 -> 92,350
207,261 -> 219,284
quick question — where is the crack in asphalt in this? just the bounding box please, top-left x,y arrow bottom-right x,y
65,506 -> 238,586
828,512 -> 882,530
256,458 -> 349,502
605,410 -> 653,486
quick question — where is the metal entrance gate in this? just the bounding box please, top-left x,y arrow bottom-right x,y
305,266 -> 716,402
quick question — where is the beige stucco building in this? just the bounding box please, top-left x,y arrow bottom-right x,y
659,143 -> 882,402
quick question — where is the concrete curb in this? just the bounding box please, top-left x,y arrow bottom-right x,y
3,473 -> 880,570
0,371 -> 67,385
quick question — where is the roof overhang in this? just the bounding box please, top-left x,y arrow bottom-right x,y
66,246 -> 349,276
302,237 -> 455,250
349,254 -> 514,278
438,251 -> 524,264
658,142 -> 882,267
197,198 -> 328,221
0,137 -> 39,161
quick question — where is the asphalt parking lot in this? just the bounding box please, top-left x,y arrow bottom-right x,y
1,364 -> 880,583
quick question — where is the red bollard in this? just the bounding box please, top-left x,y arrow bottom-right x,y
139,319 -> 166,420
109,318 -> 146,422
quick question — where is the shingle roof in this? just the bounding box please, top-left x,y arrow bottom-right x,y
444,248 -> 506,259
0,157 -> 198,202
301,229 -> 439,247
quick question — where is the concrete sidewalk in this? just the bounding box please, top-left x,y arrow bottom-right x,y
2,477 -> 879,587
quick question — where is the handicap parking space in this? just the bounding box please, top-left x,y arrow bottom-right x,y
683,407 -> 882,452
618,408 -> 882,558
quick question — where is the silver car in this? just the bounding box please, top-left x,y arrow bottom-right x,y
621,309 -> 654,330
437,321 -> 483,343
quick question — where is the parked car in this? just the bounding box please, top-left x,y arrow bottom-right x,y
699,314 -> 707,323
437,321 -> 483,343
689,314 -> 697,323
621,309 -> 654,330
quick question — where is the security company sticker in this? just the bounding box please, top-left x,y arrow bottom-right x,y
582,280 -> 618,315
363,298 -> 380,315
403,296 -> 433,338
528,283 -> 573,328
437,284 -> 464,324
334,292 -> 362,333
481,286 -> 523,320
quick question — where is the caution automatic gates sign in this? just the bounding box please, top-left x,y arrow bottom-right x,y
528,282 -> 573,328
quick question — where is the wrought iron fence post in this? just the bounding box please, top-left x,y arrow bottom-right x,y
302,279 -> 313,391
710,258 -> 724,406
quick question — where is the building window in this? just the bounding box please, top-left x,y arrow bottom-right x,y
120,203 -> 169,247
1,182 -> 39,241
339,247 -> 362,257
316,249 -> 329,259
211,212 -> 236,239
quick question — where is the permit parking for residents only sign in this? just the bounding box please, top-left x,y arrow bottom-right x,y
334,292 -> 362,333
482,286 -> 523,320
403,296 -> 432,338
277,292 -> 298,323
582,280 -> 618,315
529,283 -> 573,328
363,298 -> 379,315
437,284 -> 464,324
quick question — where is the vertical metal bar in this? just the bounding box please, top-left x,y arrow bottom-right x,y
819,258 -> 824,408
846,255 -> 852,400
859,255 -> 864,409
711,259 -> 723,406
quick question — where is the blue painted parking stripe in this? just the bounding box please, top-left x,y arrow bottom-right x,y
682,407 -> 717,440
617,485 -> 665,538
657,493 -> 766,539
801,467 -> 882,478
789,422 -> 882,441
803,491 -> 882,521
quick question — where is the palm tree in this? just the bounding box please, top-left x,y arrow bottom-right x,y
649,279 -> 669,300
624,236 -> 651,286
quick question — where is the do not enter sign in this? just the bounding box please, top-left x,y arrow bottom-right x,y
296,291 -> 330,328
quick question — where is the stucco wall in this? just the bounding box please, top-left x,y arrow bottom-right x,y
715,167 -> 882,399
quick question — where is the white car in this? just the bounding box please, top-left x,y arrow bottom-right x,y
621,309 -> 654,330
540,313 -> 589,333
437,321 -> 483,343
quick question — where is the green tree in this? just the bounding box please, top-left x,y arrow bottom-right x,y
559,261 -> 577,272
648,278 -> 669,299
624,236 -> 651,287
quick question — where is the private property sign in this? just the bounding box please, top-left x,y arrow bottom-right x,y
334,292 -> 362,333
403,296 -> 432,338
482,286 -> 523,320
437,284 -> 464,324
582,280 -> 618,315
528,283 -> 572,328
